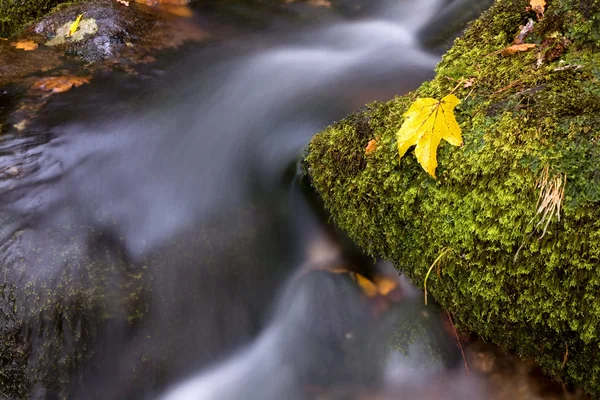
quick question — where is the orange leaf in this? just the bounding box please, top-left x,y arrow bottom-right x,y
13,40 -> 38,51
365,137 -> 378,154
159,5 -> 194,17
329,267 -> 351,274
501,43 -> 536,55
33,76 -> 90,93
356,273 -> 378,297
530,0 -> 545,18
374,277 -> 398,296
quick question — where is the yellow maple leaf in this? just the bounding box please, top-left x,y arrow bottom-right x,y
68,13 -> 85,36
396,94 -> 462,178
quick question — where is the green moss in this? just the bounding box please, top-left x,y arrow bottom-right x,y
0,0 -> 82,38
306,0 -> 600,396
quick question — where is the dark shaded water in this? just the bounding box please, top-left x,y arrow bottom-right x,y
0,1 -> 494,398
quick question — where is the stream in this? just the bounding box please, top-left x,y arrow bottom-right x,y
0,0 -> 504,399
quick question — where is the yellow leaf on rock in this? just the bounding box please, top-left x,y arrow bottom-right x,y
396,94 -> 462,178
69,13 -> 85,36
13,40 -> 38,50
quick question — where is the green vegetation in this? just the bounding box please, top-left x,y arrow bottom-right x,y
306,0 -> 600,396
0,0 -> 79,37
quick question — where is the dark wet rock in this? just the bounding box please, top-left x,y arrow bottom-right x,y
0,0 -> 206,136
29,0 -> 205,63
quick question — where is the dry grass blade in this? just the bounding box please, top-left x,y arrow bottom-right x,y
514,165 -> 566,262
424,247 -> 453,305
535,165 -> 566,239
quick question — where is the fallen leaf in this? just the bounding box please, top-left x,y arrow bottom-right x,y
356,273 -> 378,297
33,76 -> 90,93
396,94 -> 463,178
13,40 -> 38,50
13,120 -> 28,131
157,0 -> 188,4
463,78 -> 475,88
159,4 -> 194,17
365,137 -> 379,154
308,0 -> 332,7
501,43 -> 536,55
513,19 -> 534,45
530,0 -> 545,18
69,13 -> 85,36
374,276 -> 397,296
329,267 -> 350,274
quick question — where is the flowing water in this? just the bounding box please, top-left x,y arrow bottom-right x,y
0,0 -> 495,398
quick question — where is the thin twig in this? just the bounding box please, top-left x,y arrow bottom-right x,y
463,86 -> 476,102
562,342 -> 569,368
447,311 -> 470,376
424,247 -> 453,305
449,79 -> 466,95
493,79 -> 522,94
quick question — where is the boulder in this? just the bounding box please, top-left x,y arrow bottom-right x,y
305,0 -> 600,396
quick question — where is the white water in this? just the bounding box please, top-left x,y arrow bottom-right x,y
158,1 -> 485,399
0,0 -> 494,398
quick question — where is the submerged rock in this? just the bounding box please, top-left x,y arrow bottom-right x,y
306,0 -> 600,396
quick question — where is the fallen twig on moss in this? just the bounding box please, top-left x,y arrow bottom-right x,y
424,247 -> 453,306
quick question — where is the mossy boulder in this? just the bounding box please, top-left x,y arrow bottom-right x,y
0,0 -> 78,38
306,0 -> 600,396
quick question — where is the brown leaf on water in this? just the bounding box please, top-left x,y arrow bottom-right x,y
285,0 -> 331,7
32,76 -> 90,93
308,0 -> 332,7
13,40 -> 38,51
374,276 -> 397,296
501,43 -> 536,55
134,0 -> 187,5
160,5 -> 194,17
355,273 -> 378,297
133,0 -> 193,16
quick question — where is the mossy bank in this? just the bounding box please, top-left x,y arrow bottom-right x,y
306,0 -> 600,396
0,0 -> 79,37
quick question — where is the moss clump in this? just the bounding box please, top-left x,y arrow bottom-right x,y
0,0 -> 80,38
306,0 -> 600,396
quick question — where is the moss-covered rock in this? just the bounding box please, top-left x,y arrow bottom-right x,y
0,0 -> 78,38
306,0 -> 600,396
